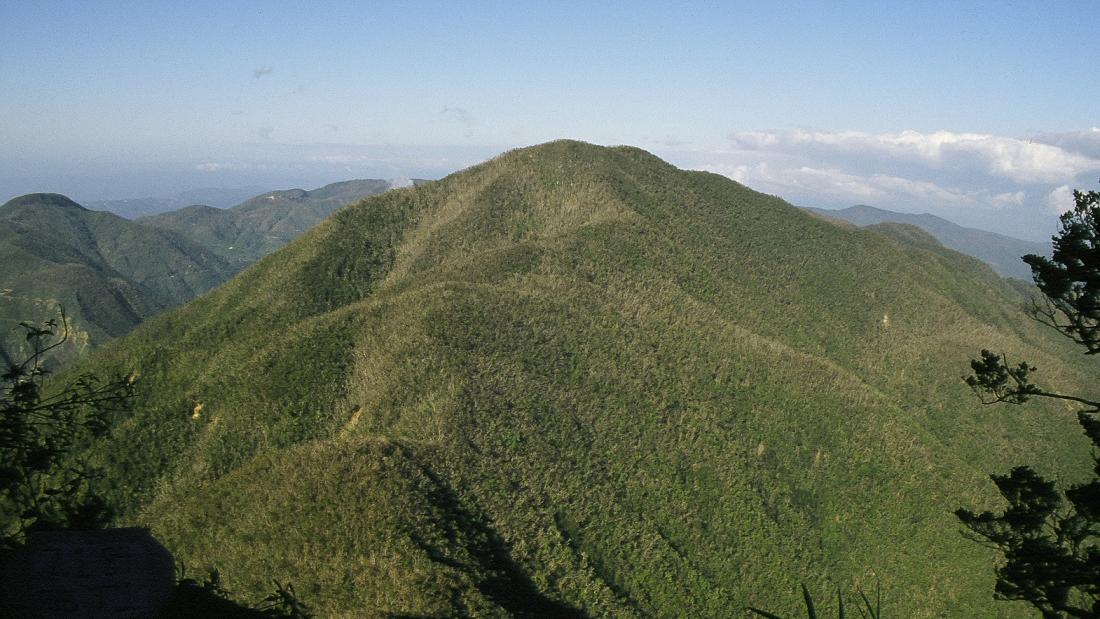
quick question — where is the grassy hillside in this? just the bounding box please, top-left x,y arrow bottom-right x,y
69,141 -> 1094,616
807,204 -> 1050,280
138,179 -> 401,267
0,193 -> 236,362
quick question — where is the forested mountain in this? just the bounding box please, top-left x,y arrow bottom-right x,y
806,204 -> 1050,280
0,193 -> 236,362
0,180 -> 405,360
138,179 -> 410,266
67,141 -> 1092,616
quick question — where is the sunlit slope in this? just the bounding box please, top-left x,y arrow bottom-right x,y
77,141 -> 1092,616
807,204 -> 1051,280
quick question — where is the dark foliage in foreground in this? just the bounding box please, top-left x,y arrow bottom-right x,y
959,189 -> 1100,618
1,310 -> 311,614
163,568 -> 312,618
0,309 -> 133,546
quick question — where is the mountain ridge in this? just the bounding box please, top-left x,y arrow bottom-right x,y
67,140 -> 1093,616
138,179 -> 416,266
806,204 -> 1050,280
3,192 -> 91,212
84,186 -> 272,219
0,179 -> 404,360
0,194 -> 236,360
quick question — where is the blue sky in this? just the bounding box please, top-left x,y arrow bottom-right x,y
1,1 -> 1097,238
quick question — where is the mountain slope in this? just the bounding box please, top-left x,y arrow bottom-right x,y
72,141 -> 1093,616
0,193 -> 236,361
805,204 -> 1050,280
1,181 -> 405,360
138,179 -> 409,266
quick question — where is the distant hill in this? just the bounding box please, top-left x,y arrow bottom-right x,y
138,179 -> 417,266
1,180 -> 408,360
0,194 -> 236,362
85,187 -> 270,219
67,141 -> 1091,616
805,204 -> 1050,280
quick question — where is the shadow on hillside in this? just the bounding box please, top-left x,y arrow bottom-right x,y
0,528 -> 279,618
157,582 -> 269,618
404,447 -> 586,618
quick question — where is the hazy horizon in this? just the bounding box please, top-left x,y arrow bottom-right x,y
3,1 -> 1098,241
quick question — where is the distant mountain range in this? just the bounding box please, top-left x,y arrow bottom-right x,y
0,180 -> 413,361
138,179 -> 416,267
84,187 -> 271,219
0,194 -> 235,363
805,204 -> 1050,281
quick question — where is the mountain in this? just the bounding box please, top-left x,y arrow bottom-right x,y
805,204 -> 1050,280
138,179 -> 412,266
1,181 -> 407,361
0,194 -> 236,362
68,141 -> 1092,616
85,186 -> 271,219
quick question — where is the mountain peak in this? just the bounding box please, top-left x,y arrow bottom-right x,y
66,143 -> 1090,616
511,138 -> 666,162
1,193 -> 89,212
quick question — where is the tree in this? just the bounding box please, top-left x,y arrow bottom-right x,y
958,189 -> 1100,618
0,310 -> 313,615
166,568 -> 313,618
0,308 -> 134,546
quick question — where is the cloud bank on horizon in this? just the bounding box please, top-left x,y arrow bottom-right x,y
682,127 -> 1100,241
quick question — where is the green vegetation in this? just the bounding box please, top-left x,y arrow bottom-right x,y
959,189 -> 1100,617
62,141 -> 1095,616
0,308 -> 311,615
138,179 -> 400,267
0,181 -> 399,362
166,568 -> 313,617
0,310 -> 133,544
807,204 -> 1050,281
748,583 -> 882,618
0,194 -> 237,362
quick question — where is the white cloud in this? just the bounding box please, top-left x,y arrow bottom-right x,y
702,161 -> 1024,211
308,154 -> 371,165
194,162 -> 276,173
1046,185 -> 1075,215
195,162 -> 244,172
728,129 -> 1100,184
667,126 -> 1100,239
1031,127 -> 1100,162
